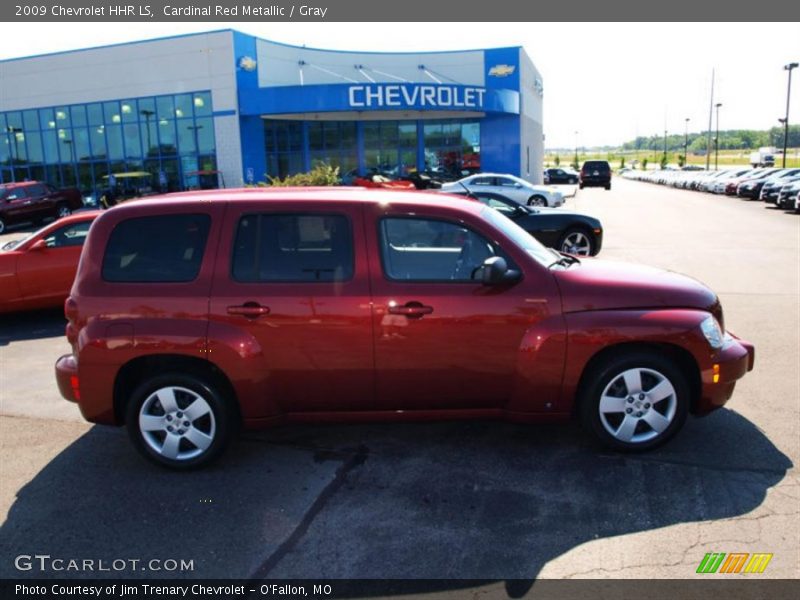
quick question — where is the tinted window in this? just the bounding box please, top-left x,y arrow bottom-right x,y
27,184 -> 47,197
6,187 -> 27,200
380,217 -> 499,282
470,177 -> 494,186
232,214 -> 353,282
583,161 -> 610,171
44,220 -> 93,248
102,214 -> 210,282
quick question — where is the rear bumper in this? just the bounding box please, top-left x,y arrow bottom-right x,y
695,333 -> 755,415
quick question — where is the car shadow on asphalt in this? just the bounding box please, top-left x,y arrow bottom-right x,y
0,408 -> 791,592
0,308 -> 66,346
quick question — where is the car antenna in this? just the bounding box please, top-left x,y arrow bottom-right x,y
457,180 -> 476,199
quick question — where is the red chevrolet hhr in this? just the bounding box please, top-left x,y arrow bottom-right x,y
56,188 -> 754,469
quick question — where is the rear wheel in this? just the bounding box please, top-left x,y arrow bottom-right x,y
126,373 -> 235,469
56,203 -> 71,219
0,217 -> 6,234
579,183 -> 584,190
559,228 -> 595,256
579,351 -> 689,451
604,183 -> 611,191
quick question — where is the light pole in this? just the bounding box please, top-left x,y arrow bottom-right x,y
663,128 -> 668,167
684,118 -> 690,168
573,130 -> 579,169
714,103 -> 722,170
140,109 -> 155,155
781,62 -> 798,168
6,126 -> 22,165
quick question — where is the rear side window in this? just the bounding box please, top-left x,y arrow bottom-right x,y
232,214 -> 353,282
102,214 -> 211,282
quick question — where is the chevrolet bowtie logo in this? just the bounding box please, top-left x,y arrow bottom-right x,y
488,64 -> 516,77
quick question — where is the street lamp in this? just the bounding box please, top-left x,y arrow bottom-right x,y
140,109 -> 155,155
684,118 -> 690,168
714,103 -> 722,170
6,126 -> 22,165
663,128 -> 668,167
573,130 -> 579,169
781,62 -> 798,168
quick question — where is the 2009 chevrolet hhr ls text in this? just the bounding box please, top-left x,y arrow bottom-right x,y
56,188 -> 755,469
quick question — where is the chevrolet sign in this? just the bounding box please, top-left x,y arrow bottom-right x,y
348,85 -> 486,109
488,64 -> 516,77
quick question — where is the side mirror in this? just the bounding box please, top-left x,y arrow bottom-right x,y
481,256 -> 520,286
30,239 -> 48,252
513,182 -> 523,188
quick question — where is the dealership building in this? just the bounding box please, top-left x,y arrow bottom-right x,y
0,30 -> 544,195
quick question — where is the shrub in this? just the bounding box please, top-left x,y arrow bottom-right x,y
262,162 -> 341,187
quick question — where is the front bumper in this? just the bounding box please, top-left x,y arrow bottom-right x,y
695,332 -> 755,415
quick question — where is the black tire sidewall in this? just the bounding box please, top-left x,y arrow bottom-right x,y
125,373 -> 233,469
580,352 -> 689,452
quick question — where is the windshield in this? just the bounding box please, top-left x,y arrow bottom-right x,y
481,205 -> 554,267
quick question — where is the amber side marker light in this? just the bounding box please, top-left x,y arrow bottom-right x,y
713,364 -> 720,384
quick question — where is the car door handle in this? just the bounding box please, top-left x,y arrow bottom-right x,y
388,302 -> 433,319
227,303 -> 270,318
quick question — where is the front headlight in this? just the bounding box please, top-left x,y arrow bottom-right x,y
700,315 -> 725,349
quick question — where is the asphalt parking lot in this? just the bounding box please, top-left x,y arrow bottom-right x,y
0,178 -> 798,583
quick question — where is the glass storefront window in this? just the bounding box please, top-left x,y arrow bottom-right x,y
2,90 -> 217,192
193,92 -> 211,117
54,107 -> 70,128
120,100 -> 137,123
26,131 -> 43,163
70,105 -> 87,127
174,94 -> 193,120
23,110 -> 39,131
87,104 -> 104,127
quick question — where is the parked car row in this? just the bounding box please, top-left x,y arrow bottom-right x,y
621,167 -> 800,212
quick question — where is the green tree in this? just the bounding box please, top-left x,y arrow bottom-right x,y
263,162 -> 341,187
554,155 -> 560,166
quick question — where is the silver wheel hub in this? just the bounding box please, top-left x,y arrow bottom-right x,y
598,367 -> 676,444
562,232 -> 591,255
138,386 -> 216,461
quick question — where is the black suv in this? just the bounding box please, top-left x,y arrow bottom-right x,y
579,160 -> 612,190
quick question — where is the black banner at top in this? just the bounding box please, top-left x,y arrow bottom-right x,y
1,0 -> 799,22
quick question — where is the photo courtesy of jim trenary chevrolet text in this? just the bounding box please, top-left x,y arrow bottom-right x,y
0,1 -> 799,599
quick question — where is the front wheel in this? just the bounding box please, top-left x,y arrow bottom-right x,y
528,195 -> 547,207
0,217 -> 6,235
559,228 -> 595,256
579,352 -> 689,451
126,373 -> 235,469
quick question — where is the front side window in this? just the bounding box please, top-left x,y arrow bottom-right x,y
102,214 -> 210,282
232,214 -> 353,282
379,217 -> 501,282
44,220 -> 93,248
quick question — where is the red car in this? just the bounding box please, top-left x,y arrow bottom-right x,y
0,181 -> 84,234
55,189 -> 754,469
0,211 -> 100,313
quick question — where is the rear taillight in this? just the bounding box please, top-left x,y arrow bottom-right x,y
70,375 -> 81,401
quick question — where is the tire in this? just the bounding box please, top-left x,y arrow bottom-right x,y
604,183 -> 611,191
559,228 -> 595,256
579,351 -> 689,452
0,217 -> 6,235
126,373 -> 236,469
579,183 -> 584,190
56,203 -> 71,219
528,195 -> 547,207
